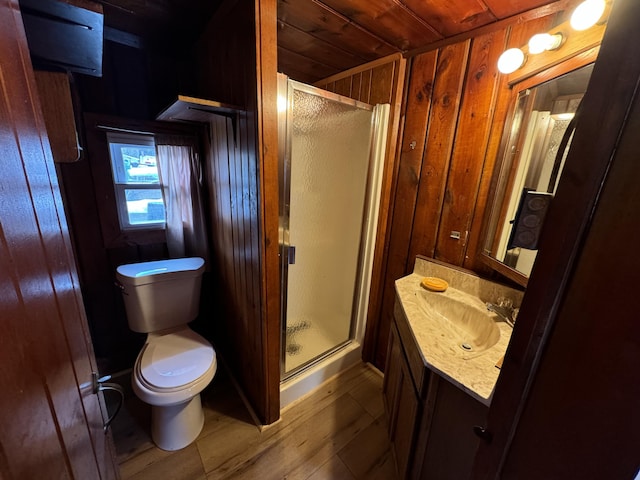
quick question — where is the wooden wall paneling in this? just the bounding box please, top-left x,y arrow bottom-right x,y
406,41 -> 470,264
359,68 -> 372,103
241,107 -> 265,421
230,116 -> 243,329
463,16 -> 554,273
197,0 -> 257,419
206,114 -> 251,383
372,51 -> 438,368
314,55 -> 406,105
193,0 -> 279,424
319,81 -> 331,91
434,30 -> 506,266
237,112 -> 257,400
255,0 -> 281,424
363,56 -> 407,366
205,117 -> 226,300
351,72 -> 362,101
194,0 -> 252,108
218,116 -> 235,321
369,62 -> 395,104
334,76 -> 352,96
0,1 -> 117,476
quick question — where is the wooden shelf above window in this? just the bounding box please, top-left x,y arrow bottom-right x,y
156,95 -> 243,123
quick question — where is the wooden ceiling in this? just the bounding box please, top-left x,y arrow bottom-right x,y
99,0 -> 224,50
97,0 -> 577,83
277,0 -> 572,83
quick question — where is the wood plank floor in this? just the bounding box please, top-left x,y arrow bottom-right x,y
111,362 -> 399,480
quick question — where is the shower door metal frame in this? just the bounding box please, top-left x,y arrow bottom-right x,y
278,75 -> 376,381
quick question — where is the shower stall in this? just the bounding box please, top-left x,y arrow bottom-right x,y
277,75 -> 389,405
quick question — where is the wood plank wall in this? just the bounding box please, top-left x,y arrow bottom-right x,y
369,13 -> 562,369
314,53 -> 407,365
194,0 -> 280,424
0,1 -> 118,476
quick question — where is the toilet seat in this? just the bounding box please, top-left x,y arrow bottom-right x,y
132,328 -> 217,408
138,329 -> 215,390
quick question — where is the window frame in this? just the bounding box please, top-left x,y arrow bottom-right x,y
82,115 -> 203,248
106,131 -> 166,231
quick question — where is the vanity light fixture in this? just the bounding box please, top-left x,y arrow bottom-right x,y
497,48 -> 526,74
497,0 -> 607,75
528,32 -> 564,54
570,0 -> 606,31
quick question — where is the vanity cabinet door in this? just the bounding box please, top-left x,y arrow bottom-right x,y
416,376 -> 488,480
384,322 -> 420,478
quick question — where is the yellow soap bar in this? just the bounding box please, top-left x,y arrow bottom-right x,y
420,277 -> 448,292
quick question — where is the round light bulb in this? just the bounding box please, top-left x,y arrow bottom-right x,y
570,0 -> 606,31
528,33 -> 563,54
497,48 -> 526,74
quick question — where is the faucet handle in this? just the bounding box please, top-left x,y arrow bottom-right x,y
497,297 -> 513,309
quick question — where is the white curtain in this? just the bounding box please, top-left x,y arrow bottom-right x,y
156,135 -> 209,264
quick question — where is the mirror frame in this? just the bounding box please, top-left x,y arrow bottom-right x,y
479,47 -> 601,287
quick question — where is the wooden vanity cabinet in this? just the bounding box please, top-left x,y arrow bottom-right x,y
384,300 -> 488,479
383,320 -> 422,478
413,376 -> 488,479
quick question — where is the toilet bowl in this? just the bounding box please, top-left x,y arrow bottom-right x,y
133,327 -> 217,450
116,257 -> 216,451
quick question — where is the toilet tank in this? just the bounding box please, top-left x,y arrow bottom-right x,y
116,257 -> 205,333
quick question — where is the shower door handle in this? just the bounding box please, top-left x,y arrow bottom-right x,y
288,245 -> 296,265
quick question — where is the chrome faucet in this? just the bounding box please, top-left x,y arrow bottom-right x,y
486,299 -> 518,328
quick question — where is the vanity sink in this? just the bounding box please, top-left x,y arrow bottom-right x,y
415,288 -> 500,353
395,257 -> 524,403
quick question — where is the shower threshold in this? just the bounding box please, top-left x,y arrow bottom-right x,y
280,340 -> 362,409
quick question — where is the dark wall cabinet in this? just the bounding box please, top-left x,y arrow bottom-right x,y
384,301 -> 488,479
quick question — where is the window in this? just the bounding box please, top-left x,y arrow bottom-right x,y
107,132 -> 165,229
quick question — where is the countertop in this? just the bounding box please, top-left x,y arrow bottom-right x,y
394,257 -> 524,406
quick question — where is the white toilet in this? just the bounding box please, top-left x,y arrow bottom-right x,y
116,257 -> 216,451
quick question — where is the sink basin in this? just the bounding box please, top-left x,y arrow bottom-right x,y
415,288 -> 500,353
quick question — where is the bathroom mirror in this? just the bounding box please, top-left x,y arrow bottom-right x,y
481,61 -> 595,286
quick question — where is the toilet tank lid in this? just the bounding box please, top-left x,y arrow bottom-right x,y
116,257 -> 205,286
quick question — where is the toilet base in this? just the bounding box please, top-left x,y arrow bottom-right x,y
150,394 -> 204,451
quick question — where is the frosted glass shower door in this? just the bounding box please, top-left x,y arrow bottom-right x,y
282,81 -> 374,376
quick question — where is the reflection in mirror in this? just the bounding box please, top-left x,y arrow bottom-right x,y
483,63 -> 594,281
